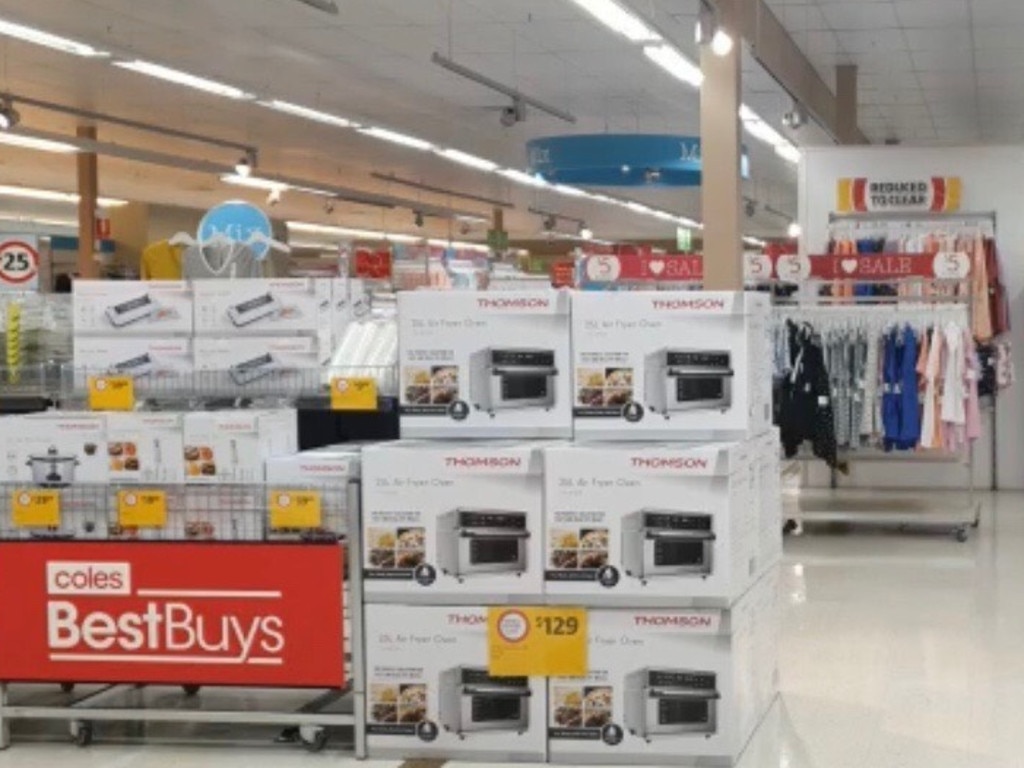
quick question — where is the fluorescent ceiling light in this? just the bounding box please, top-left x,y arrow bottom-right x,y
427,238 -> 490,252
358,126 -> 434,151
258,99 -> 357,129
774,143 -> 801,164
743,236 -> 766,247
221,174 -> 288,192
742,116 -> 787,147
643,44 -> 703,89
0,214 -> 78,228
0,17 -> 109,57
437,148 -> 499,172
0,133 -> 78,153
625,201 -> 654,215
739,104 -> 758,122
113,59 -> 254,100
568,0 -> 661,43
498,168 -> 549,188
0,184 -> 126,206
553,184 -> 590,198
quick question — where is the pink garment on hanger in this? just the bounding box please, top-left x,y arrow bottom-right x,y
919,325 -> 943,450
971,234 -> 993,342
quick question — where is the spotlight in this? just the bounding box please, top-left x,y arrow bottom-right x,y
324,199 -> 335,214
266,188 -> 282,206
745,199 -> 756,218
414,211 -> 424,228
543,215 -> 557,232
500,98 -> 526,128
644,168 -> 662,184
578,224 -> 594,240
0,99 -> 20,131
710,29 -> 733,56
787,221 -> 801,239
696,1 -> 733,57
782,101 -> 806,130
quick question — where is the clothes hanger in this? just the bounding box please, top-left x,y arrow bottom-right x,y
168,231 -> 196,247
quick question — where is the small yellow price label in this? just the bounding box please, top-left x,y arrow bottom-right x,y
269,490 -> 322,529
11,489 -> 60,528
117,490 -> 167,528
88,375 -> 134,411
488,606 -> 587,677
330,376 -> 377,411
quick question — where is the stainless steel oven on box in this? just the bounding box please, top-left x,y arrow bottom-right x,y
439,666 -> 531,737
470,348 -> 557,414
625,668 -> 719,739
644,349 -> 733,415
437,509 -> 530,581
622,510 -> 715,583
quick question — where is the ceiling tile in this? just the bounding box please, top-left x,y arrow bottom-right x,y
894,0 -> 970,28
972,25 -> 1024,50
910,47 -> 973,72
835,28 -> 907,51
903,27 -> 970,52
969,1 -> 1024,27
819,2 -> 898,30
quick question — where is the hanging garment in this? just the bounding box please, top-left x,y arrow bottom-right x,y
778,322 -> 839,469
183,242 -> 264,279
920,326 -> 943,449
897,326 -> 921,449
941,322 -> 966,452
963,328 -> 982,443
985,239 -> 1011,336
970,234 -> 993,342
860,332 -> 879,439
140,240 -> 184,280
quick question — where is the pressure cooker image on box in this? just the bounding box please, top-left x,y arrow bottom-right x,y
439,666 -> 532,738
470,348 -> 558,415
644,349 -> 733,416
624,668 -> 719,740
26,446 -> 82,488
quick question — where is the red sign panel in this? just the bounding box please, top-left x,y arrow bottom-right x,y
580,252 -> 703,285
550,260 -> 575,288
0,542 -> 344,687
354,248 -> 392,279
783,252 -> 971,282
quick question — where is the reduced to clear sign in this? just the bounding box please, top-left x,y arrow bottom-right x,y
488,606 -> 587,677
0,236 -> 40,291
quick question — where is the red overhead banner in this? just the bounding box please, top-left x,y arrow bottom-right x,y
780,252 -> 971,282
0,542 -> 344,687
354,248 -> 392,279
580,252 -> 703,286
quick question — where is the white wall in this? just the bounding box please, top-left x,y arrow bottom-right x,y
799,146 -> 1022,490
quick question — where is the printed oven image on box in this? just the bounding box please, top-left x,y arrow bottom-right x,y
366,604 -> 547,761
362,441 -> 546,603
398,290 -> 571,438
624,668 -> 719,739
543,441 -> 758,607
572,291 -> 770,441
469,348 -> 558,414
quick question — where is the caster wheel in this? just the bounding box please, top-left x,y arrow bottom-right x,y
955,528 -> 969,543
299,726 -> 328,753
72,722 -> 93,747
60,682 -> 75,693
182,684 -> 201,696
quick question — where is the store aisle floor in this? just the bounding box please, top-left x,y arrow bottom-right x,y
0,491 -> 1020,768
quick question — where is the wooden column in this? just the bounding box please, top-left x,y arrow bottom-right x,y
699,6 -> 743,290
76,124 -> 98,278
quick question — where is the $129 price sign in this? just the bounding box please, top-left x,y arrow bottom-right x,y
488,606 -> 587,677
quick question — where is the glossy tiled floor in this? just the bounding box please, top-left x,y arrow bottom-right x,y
0,491 -> 1020,767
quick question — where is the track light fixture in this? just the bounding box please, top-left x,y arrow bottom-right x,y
234,150 -> 257,177
782,100 -> 807,130
324,199 -> 335,214
544,215 -> 557,232
787,221 -> 802,239
578,224 -> 594,240
0,98 -> 19,130
695,1 -> 734,57
266,188 -> 282,206
414,211 -> 424,228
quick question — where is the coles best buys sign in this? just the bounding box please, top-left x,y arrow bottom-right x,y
0,542 -> 344,687
836,177 -> 961,213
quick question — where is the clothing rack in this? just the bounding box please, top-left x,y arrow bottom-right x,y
773,288 -> 981,542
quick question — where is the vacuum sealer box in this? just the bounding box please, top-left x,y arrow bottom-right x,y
193,336 -> 328,391
73,280 -> 194,336
182,409 -> 297,485
543,440 -> 759,607
192,278 -> 332,342
71,336 -> 194,394
365,603 -> 548,762
362,440 -> 548,604
571,291 -> 772,441
547,566 -> 779,766
397,289 -> 572,439
103,412 -> 186,485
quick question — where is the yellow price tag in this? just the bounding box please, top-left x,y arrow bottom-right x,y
117,490 -> 167,528
88,375 -> 134,411
11,489 -> 60,528
269,490 -> 322,529
330,376 -> 377,411
488,606 -> 587,677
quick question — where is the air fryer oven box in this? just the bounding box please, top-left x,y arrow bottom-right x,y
104,412 -> 186,485
547,567 -> 779,766
192,278 -> 332,343
365,603 -> 547,762
194,336 -> 328,390
543,441 -> 758,607
398,289 -> 572,438
572,291 -> 771,441
362,440 -> 546,604
73,280 -> 194,336
755,428 -> 782,575
182,409 -> 297,484
72,337 -> 194,391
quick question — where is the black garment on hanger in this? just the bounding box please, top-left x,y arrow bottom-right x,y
777,321 -> 839,469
